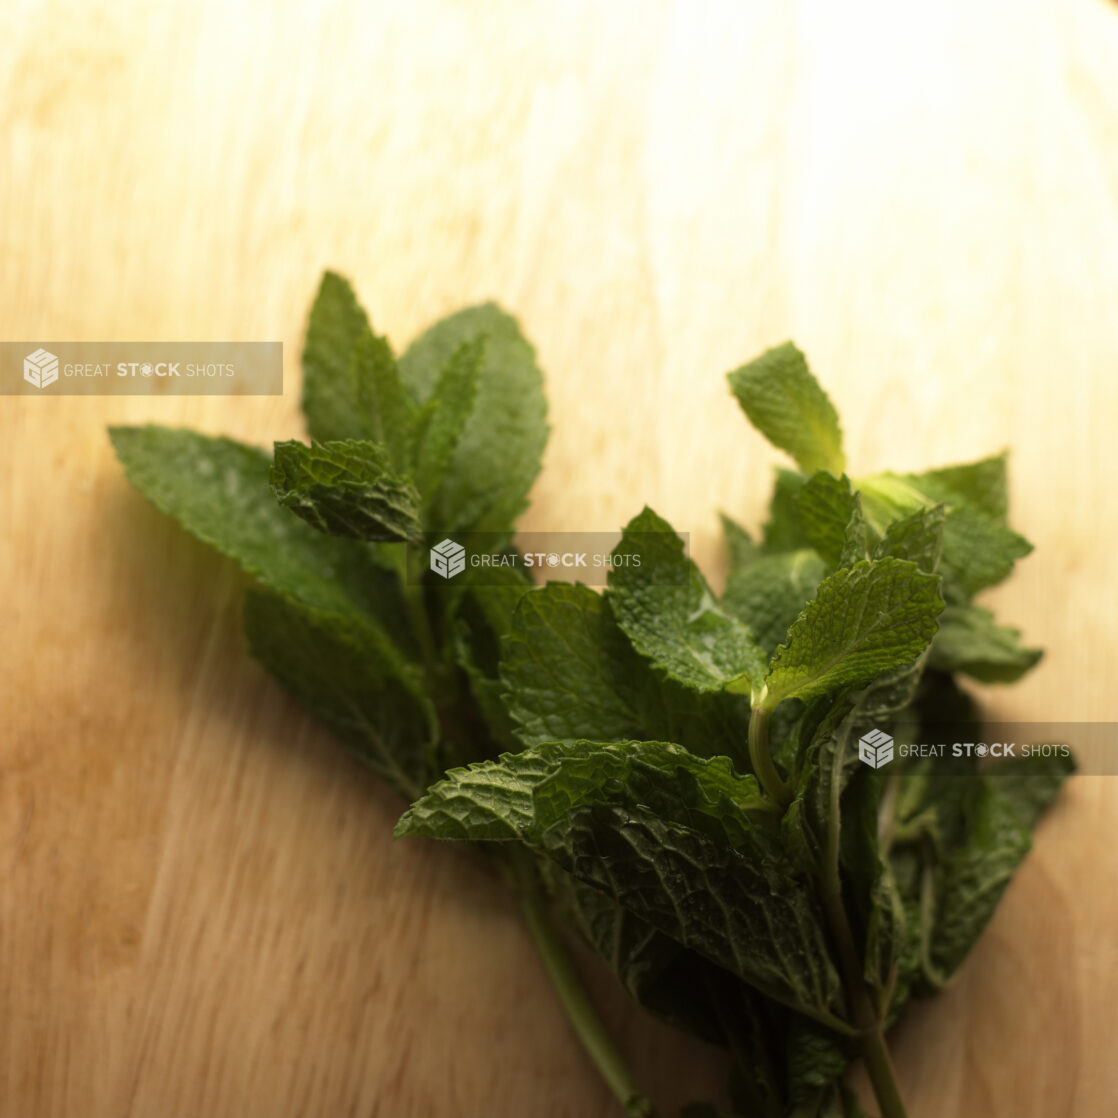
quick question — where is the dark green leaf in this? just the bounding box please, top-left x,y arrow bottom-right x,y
399,303 -> 548,534
722,551 -> 828,658
110,425 -> 377,617
244,590 -> 435,798
928,604 -> 1043,683
720,512 -> 758,572
608,507 -> 768,695
796,473 -> 866,569
872,504 -> 946,572
271,439 -> 423,542
396,739 -> 771,848
303,272 -> 379,442
412,337 -> 485,507
540,804 -> 846,1026
499,582 -> 750,763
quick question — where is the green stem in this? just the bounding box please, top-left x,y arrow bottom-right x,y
819,731 -> 909,1118
508,851 -> 653,1117
747,707 -> 792,808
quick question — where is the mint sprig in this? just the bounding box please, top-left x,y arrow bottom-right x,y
111,274 -> 1071,1118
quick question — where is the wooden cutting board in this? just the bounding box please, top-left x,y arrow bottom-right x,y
3,2 -> 1117,1114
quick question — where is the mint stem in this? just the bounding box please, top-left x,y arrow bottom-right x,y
750,706 -> 907,1118
747,707 -> 792,808
819,728 -> 909,1118
508,850 -> 653,1117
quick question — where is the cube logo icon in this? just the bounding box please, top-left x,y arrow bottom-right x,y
858,728 -> 894,769
24,348 -> 59,389
429,537 -> 466,579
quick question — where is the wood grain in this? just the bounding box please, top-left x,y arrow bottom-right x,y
3,1 -> 1117,1114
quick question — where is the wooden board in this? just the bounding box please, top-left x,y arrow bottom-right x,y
3,1 -> 1117,1113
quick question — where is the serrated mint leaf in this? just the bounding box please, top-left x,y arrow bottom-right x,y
412,337 -> 484,507
728,343 -> 845,475
353,327 -> 416,471
928,604 -> 1042,682
396,739 -> 770,848
608,507 -> 768,695
302,272 -> 379,442
244,590 -> 435,797
858,471 -> 1031,596
796,473 -> 867,569
540,804 -> 845,1026
399,303 -> 547,534
720,512 -> 758,572
762,468 -> 811,552
760,558 -> 944,710
271,439 -> 422,543
906,451 -> 1009,522
939,506 -> 1032,596
110,425 -> 376,617
872,504 -> 945,572
499,582 -> 750,763
722,550 -> 828,657
548,867 -> 717,1045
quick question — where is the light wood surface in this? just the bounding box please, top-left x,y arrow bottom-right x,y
3,2 -> 1117,1114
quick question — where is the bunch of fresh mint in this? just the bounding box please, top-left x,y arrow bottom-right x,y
111,274 -> 1071,1118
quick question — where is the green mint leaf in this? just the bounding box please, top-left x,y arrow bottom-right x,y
872,504 -> 946,572
498,582 -> 749,763
244,590 -> 435,798
396,739 -> 770,848
399,303 -> 548,533
858,472 -> 1031,596
412,336 -> 485,506
450,564 -> 535,748
110,425 -> 376,616
796,472 -> 867,569
303,272 -> 378,442
939,506 -> 1032,596
987,751 -> 1075,830
728,342 -> 845,475
762,468 -> 811,552
608,507 -> 768,695
760,558 -> 944,710
928,604 -> 1043,683
720,512 -> 758,572
785,1015 -> 851,1108
353,327 -> 417,471
539,804 -> 845,1026
722,550 -> 828,657
905,450 -> 1009,522
929,781 -> 1033,978
547,867 -> 717,1045
271,439 -> 423,542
